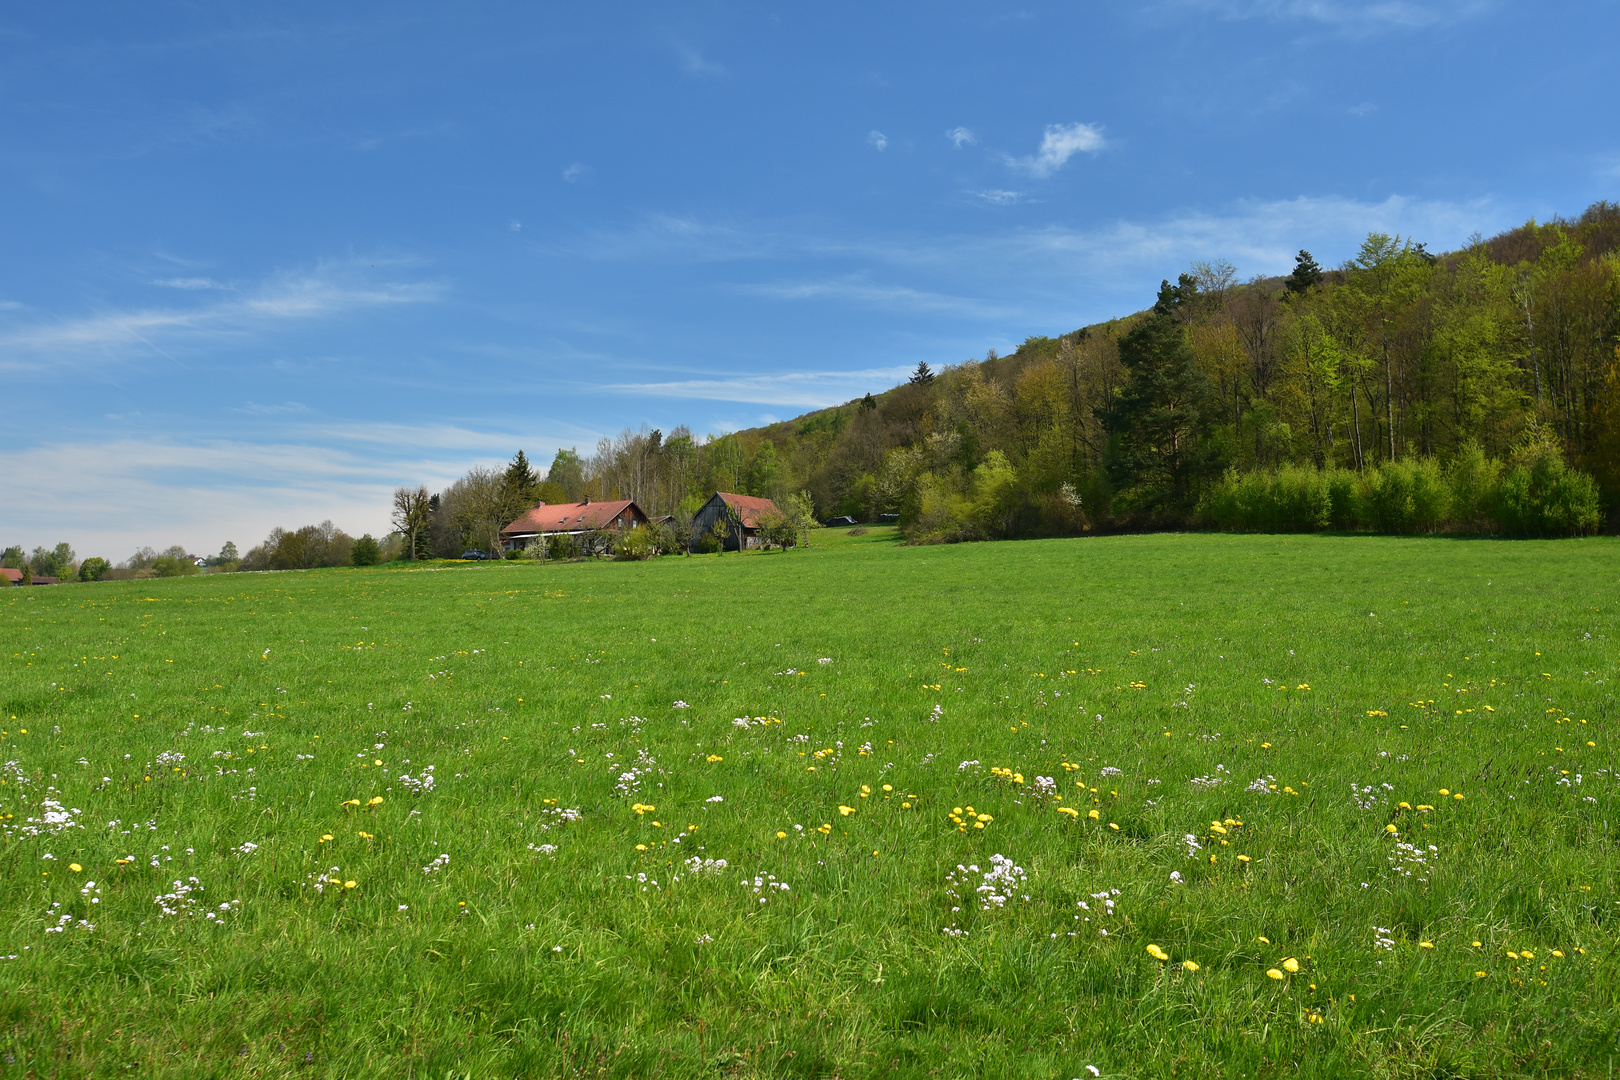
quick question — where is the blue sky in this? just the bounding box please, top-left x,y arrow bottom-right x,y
2,1 -> 1615,558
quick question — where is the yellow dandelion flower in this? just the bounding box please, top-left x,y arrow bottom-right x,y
1281,957 -> 1300,973
1520,949 -> 1534,959
319,834 -> 334,842
1237,854 -> 1251,863
1418,941 -> 1434,949
341,799 -> 360,807
635,844 -> 648,851
368,796 -> 384,806
1182,960 -> 1200,972
1551,950 -> 1564,958
1087,809 -> 1100,820
1476,971 -> 1488,977
1258,936 -> 1270,945
1385,824 -> 1399,834
1266,968 -> 1286,981
838,805 -> 856,816
69,863 -> 82,873
1109,822 -> 1120,830
1145,944 -> 1169,961
1471,941 -> 1482,948
776,831 -> 787,839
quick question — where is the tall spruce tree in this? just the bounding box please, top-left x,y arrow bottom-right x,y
908,362 -> 935,385
502,449 -> 540,506
1105,278 -> 1220,514
1285,249 -> 1324,295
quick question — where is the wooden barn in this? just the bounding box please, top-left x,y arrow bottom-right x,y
500,498 -> 649,552
690,492 -> 780,551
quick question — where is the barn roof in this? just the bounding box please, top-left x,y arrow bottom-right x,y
713,492 -> 780,529
501,499 -> 644,535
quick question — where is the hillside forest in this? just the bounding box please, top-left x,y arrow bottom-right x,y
415,203 -> 1610,550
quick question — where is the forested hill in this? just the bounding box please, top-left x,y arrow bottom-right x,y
417,201 -> 1617,555
710,201 -> 1618,536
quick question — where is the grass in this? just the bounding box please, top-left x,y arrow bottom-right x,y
1,528 -> 1616,1078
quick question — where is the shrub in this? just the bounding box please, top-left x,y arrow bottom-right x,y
614,528 -> 658,560
1491,446 -> 1602,536
79,557 -> 110,582
351,534 -> 382,566
694,533 -> 722,554
1357,459 -> 1447,534
151,556 -> 199,578
1447,443 -> 1502,533
548,534 -> 580,560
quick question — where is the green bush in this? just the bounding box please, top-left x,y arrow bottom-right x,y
1491,447 -> 1602,536
1447,442 -> 1502,533
1358,459 -> 1448,534
693,533 -> 722,555
151,556 -> 200,578
351,534 -> 382,566
613,528 -> 658,561
79,557 -> 111,582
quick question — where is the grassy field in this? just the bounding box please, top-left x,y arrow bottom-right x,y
1,529 -> 1616,1078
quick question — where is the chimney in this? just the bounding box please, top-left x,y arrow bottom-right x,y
583,496 -> 590,505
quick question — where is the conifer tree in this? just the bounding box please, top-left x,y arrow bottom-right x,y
1105,278 -> 1220,512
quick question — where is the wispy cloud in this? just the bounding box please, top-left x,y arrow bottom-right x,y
973,189 -> 1025,206
674,42 -> 726,78
738,277 -> 1006,317
0,259 -> 441,370
867,130 -> 888,151
234,401 -> 309,415
1165,0 -> 1493,31
0,418 -> 601,556
608,367 -> 913,408
1004,122 -> 1105,177
563,162 -> 590,183
946,126 -> 977,148
1347,102 -> 1378,116
151,276 -> 230,290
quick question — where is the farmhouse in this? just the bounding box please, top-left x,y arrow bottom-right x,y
500,498 -> 649,552
690,492 -> 780,551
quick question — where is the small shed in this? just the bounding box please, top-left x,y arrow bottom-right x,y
690,492 -> 780,551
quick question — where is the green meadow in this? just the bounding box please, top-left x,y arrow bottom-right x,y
1,529 -> 1616,1078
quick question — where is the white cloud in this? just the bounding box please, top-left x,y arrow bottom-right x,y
973,190 -> 1025,205
1347,102 -> 1378,116
0,419 -> 599,557
0,259 -> 440,371
946,126 -> 977,148
674,42 -> 726,78
235,401 -> 310,415
1167,0 -> 1493,31
509,220 -> 523,232
867,130 -> 888,151
738,278 -> 1005,316
151,277 -> 229,290
1006,122 -> 1105,177
609,367 -> 913,409
563,162 -> 589,183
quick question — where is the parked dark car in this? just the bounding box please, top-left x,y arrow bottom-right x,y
824,515 -> 859,527
460,549 -> 488,560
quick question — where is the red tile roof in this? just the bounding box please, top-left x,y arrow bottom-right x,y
501,499 -> 646,536
715,492 -> 780,529
0,568 -> 21,584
